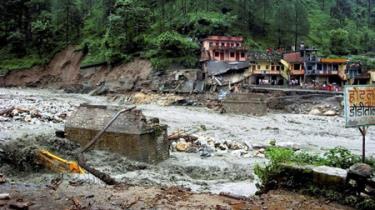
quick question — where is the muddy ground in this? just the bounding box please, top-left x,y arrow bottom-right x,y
0,88 -> 371,209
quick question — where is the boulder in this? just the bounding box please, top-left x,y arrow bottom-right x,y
24,115 -> 32,122
176,141 -> 191,152
323,110 -> 337,116
309,108 -> 321,116
349,163 -> 374,178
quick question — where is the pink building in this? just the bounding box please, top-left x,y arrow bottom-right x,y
201,36 -> 247,62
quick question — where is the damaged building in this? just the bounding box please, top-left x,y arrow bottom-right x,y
201,36 -> 251,87
65,104 -> 169,164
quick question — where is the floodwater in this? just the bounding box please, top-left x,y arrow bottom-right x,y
1,88 -> 374,197
139,104 -> 375,156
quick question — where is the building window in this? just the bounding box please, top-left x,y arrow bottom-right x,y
230,52 -> 235,57
241,52 -> 245,57
221,42 -> 224,46
236,43 -> 240,47
276,66 -> 280,71
317,63 -> 322,70
257,65 -> 261,69
294,64 -> 300,70
214,51 -> 219,57
266,65 -> 269,70
271,66 -> 275,71
209,42 -> 213,46
333,64 -> 339,71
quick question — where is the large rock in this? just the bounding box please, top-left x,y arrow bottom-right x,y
175,140 -> 191,152
309,108 -> 322,116
349,163 -> 374,178
323,110 -> 337,116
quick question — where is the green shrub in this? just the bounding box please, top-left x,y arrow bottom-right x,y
0,54 -> 47,73
265,147 -> 294,164
323,147 -> 361,169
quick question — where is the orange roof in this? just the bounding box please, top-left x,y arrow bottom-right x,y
204,36 -> 243,42
320,58 -> 348,64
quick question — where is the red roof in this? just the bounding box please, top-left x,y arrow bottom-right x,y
204,36 -> 243,42
283,52 -> 303,63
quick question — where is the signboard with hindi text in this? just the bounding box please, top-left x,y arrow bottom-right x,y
344,85 -> 375,127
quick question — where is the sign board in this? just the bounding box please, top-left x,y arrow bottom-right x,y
344,85 -> 375,127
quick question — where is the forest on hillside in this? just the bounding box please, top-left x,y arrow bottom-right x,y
0,0 -> 375,72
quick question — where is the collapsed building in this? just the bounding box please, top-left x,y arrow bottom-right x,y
201,36 -> 250,88
65,104 -> 169,164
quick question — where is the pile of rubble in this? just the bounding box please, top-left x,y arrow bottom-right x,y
308,104 -> 340,117
0,97 -> 75,124
168,130 -> 251,158
110,92 -> 199,107
167,130 -> 300,159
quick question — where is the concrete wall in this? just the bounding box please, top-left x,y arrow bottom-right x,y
223,93 -> 267,115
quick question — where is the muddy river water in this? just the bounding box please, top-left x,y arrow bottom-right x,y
1,88 -> 374,197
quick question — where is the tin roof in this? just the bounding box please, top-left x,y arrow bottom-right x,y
283,52 -> 303,63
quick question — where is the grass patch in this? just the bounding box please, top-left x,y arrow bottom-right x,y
0,54 -> 48,74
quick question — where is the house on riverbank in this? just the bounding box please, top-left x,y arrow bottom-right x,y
248,51 -> 286,85
201,36 -> 251,87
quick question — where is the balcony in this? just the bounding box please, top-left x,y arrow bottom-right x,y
306,70 -> 338,75
291,70 -> 304,75
252,70 -> 281,75
208,45 -> 247,51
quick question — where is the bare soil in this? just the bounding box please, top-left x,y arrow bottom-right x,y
0,47 -> 152,93
0,183 -> 352,210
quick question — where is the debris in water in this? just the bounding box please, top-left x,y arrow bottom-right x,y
0,193 -> 10,200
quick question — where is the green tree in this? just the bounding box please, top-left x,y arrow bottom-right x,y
329,28 -> 350,55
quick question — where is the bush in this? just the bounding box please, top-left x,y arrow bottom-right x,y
323,147 -> 361,169
0,54 -> 47,73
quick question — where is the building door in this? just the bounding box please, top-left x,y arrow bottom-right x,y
236,52 -> 240,61
220,51 -> 224,60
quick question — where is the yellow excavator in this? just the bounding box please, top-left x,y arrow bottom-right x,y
35,149 -> 85,174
